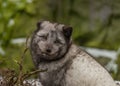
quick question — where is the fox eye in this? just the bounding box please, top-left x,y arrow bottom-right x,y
37,35 -> 47,40
41,36 -> 47,40
54,39 -> 64,45
39,35 -> 45,38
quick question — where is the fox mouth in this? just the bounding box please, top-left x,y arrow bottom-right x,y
37,47 -> 61,60
39,51 -> 60,60
42,52 -> 58,57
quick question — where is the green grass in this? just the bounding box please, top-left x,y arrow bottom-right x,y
0,43 -> 34,74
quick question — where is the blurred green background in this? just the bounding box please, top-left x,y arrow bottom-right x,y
0,0 -> 120,80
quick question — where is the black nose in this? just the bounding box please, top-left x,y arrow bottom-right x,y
46,49 -> 51,53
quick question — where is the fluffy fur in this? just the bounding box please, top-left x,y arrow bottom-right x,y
30,21 -> 117,86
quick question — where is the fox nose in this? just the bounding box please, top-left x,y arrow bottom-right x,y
46,48 -> 51,53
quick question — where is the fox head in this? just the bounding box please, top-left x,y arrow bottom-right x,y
30,21 -> 73,66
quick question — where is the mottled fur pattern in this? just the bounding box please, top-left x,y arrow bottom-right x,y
30,21 -> 72,67
30,21 -> 117,86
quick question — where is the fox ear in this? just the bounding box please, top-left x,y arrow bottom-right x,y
63,26 -> 73,39
37,21 -> 42,29
35,21 -> 43,33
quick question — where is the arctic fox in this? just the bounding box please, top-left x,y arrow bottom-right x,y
30,21 -> 117,86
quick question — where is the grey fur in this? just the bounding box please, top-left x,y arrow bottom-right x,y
29,21 -> 117,86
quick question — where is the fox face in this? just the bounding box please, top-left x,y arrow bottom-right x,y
30,21 -> 72,64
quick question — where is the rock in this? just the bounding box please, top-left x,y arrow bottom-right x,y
0,76 -> 120,86
115,81 -> 120,86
